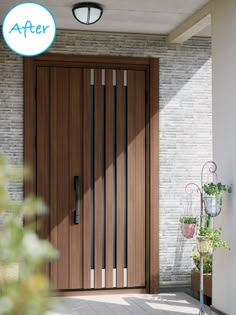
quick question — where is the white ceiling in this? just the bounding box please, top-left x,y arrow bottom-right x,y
0,0 -> 211,36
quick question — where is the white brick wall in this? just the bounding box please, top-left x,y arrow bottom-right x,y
0,29 -> 212,287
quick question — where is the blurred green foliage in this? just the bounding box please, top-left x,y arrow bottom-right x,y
0,156 -> 58,315
192,249 -> 212,274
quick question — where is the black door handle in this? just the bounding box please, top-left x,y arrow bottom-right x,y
74,176 -> 80,224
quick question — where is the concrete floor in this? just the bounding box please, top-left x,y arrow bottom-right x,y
47,292 -> 217,315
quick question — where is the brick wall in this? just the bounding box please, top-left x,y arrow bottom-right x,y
0,30 -> 212,287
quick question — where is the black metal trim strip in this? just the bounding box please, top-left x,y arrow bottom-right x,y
113,84 -> 117,269
124,84 -> 128,269
102,80 -> 106,270
90,82 -> 95,270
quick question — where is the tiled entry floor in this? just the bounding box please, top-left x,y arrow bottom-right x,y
47,292 -> 217,315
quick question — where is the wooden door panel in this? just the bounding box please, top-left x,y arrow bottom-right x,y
69,68 -> 83,289
134,70 -> 146,286
37,66 -> 83,290
105,69 -> 114,288
36,66 -> 147,291
127,70 -> 146,287
94,69 -> 103,289
49,67 -> 58,288
116,70 -> 125,288
50,67 -> 70,289
83,69 -> 92,289
36,67 -> 50,276
127,71 -> 136,287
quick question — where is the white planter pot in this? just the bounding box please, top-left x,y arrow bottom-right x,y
196,236 -> 213,256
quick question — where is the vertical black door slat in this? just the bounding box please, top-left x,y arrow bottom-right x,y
113,70 -> 117,270
90,70 -> 95,271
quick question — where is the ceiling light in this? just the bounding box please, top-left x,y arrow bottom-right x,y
72,2 -> 103,25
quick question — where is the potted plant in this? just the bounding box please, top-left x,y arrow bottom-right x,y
202,182 -> 232,217
191,249 -> 212,298
180,216 -> 197,239
196,224 -> 229,256
193,222 -> 230,298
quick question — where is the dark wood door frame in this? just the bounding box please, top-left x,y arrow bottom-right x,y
24,54 -> 159,294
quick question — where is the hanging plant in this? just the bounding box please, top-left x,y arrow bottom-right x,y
197,225 -> 230,256
202,182 -> 232,217
180,216 -> 197,239
196,236 -> 213,256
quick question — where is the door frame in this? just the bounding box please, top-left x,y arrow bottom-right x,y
24,54 -> 159,294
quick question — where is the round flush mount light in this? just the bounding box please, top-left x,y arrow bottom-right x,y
72,2 -> 103,25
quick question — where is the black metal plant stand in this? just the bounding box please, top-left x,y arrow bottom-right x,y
185,161 -> 218,315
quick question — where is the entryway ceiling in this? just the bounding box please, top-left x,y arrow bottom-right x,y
0,0 -> 211,36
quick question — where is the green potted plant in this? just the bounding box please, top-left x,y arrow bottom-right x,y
180,216 -> 197,239
191,249 -> 212,298
202,182 -> 232,217
194,217 -> 229,297
192,249 -> 212,274
196,224 -> 230,256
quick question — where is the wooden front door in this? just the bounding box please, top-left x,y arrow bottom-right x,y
25,55 -> 159,293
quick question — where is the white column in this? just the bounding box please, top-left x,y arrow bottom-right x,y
212,0 -> 236,313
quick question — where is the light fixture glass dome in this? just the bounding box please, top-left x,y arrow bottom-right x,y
72,2 -> 103,25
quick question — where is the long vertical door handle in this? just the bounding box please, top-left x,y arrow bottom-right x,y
74,176 -> 80,224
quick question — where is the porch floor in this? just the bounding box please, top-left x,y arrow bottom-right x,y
47,292 -> 217,315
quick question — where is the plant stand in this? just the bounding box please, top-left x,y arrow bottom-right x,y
185,161 -> 219,315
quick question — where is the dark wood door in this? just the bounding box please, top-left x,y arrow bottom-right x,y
36,65 -> 147,291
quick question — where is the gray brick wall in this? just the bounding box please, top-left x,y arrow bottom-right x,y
0,30 -> 212,287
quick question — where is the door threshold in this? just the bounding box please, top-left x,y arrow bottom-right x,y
54,287 -> 147,297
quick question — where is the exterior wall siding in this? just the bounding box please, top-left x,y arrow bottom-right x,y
0,29 -> 212,287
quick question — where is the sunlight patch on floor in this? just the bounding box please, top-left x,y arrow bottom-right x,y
66,294 -> 130,305
135,293 -> 190,304
146,301 -> 199,314
46,292 -> 217,315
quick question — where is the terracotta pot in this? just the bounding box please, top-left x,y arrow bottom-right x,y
204,195 -> 222,217
196,236 -> 213,256
191,271 -> 212,298
182,223 -> 196,239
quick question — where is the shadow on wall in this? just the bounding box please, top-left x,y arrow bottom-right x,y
172,192 -> 200,281
50,31 -> 212,110
156,37 -> 211,285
